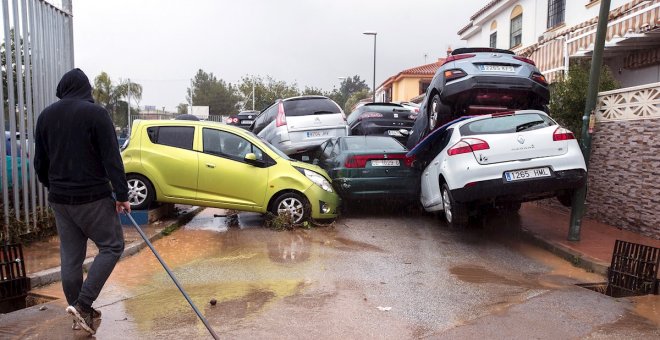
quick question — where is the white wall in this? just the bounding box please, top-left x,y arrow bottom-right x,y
463,0 -> 634,50
606,56 -> 660,88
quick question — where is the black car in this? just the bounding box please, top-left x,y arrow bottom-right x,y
407,47 -> 550,149
226,110 -> 259,130
346,103 -> 417,144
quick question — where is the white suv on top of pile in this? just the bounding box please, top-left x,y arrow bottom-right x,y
415,110 -> 586,227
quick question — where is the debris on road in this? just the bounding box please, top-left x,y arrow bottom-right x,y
376,306 -> 392,311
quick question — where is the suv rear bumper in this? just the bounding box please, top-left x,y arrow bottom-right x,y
451,169 -> 586,203
441,75 -> 550,103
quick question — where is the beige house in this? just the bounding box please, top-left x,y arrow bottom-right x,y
374,58 -> 446,103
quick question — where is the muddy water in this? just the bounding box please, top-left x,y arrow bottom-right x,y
631,295 -> 660,327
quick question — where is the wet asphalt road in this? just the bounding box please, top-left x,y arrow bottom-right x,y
23,205 -> 660,339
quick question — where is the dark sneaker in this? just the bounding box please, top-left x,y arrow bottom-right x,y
66,304 -> 96,335
72,307 -> 102,330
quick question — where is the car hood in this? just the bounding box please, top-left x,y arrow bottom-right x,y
287,160 -> 332,181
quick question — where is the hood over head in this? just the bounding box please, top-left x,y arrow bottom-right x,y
56,68 -> 94,102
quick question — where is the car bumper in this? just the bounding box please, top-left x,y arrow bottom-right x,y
302,184 -> 341,219
451,169 -> 587,203
441,75 -> 550,102
333,176 -> 419,200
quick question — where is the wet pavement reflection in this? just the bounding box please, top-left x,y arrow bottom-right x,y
19,205 -> 660,339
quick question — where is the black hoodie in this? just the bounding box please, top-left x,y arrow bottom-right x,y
34,68 -> 129,204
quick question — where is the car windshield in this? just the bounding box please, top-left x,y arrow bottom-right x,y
341,136 -> 406,151
283,98 -> 341,116
459,113 -> 555,136
260,137 -> 291,160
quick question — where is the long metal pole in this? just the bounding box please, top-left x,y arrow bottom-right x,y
21,0 -> 36,229
123,212 -> 219,339
567,0 -> 611,241
372,34 -> 376,103
4,0 -> 21,220
0,8 -> 8,228
13,0 -> 30,226
127,78 -> 131,133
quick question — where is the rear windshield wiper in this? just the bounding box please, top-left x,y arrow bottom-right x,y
515,121 -> 545,132
313,110 -> 335,115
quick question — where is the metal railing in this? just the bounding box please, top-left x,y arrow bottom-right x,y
1,0 -> 73,240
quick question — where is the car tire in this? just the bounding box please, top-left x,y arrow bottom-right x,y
127,174 -> 155,210
557,191 -> 573,207
441,184 -> 468,228
271,192 -> 310,225
428,93 -> 451,132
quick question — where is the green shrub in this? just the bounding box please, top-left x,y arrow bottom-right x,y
549,60 -> 619,139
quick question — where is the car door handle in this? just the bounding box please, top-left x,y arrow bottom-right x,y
206,163 -> 216,168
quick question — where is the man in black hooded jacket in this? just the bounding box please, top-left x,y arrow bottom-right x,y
34,68 -> 130,335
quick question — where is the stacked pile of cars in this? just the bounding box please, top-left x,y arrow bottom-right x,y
120,47 -> 587,228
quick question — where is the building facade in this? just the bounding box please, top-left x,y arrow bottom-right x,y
459,0 -> 660,239
375,58 -> 446,103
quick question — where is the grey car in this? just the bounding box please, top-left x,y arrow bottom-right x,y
251,96 -> 349,156
408,47 -> 550,149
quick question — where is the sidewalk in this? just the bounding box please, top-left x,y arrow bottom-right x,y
22,205 -> 201,288
518,203 -> 660,275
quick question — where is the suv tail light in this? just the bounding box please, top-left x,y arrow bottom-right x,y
553,127 -> 575,141
275,101 -> 286,127
531,72 -> 548,86
441,54 -> 475,66
444,69 -> 467,82
447,138 -> 490,156
513,56 -> 537,66
358,112 -> 383,120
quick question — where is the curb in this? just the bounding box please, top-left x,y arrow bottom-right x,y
28,206 -> 204,288
518,226 -> 610,276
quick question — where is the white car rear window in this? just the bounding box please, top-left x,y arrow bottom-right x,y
460,113 -> 555,135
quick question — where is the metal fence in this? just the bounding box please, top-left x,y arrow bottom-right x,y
1,0 -> 73,239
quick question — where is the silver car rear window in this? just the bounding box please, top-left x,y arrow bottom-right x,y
283,98 -> 341,116
460,113 -> 556,136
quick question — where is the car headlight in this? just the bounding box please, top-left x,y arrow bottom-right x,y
297,168 -> 333,193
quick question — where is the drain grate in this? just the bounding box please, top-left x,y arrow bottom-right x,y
0,243 -> 31,313
606,240 -> 660,297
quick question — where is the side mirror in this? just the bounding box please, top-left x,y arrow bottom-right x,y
244,153 -> 264,167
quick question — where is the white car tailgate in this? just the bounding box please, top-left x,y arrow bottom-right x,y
287,113 -> 348,143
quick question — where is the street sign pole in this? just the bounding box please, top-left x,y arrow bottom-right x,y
567,0 -> 611,241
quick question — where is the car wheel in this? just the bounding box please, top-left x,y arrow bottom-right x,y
557,191 -> 573,207
127,174 -> 155,210
441,184 -> 468,228
428,93 -> 452,132
271,192 -> 310,225
498,202 -> 522,214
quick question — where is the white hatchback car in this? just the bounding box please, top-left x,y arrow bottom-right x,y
251,96 -> 349,156
415,110 -> 586,227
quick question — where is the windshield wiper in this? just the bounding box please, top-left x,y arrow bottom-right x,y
515,121 -> 545,132
313,110 -> 335,115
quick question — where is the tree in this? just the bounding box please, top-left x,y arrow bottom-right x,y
237,75 -> 300,111
302,86 -> 325,96
187,69 -> 240,116
91,72 -> 142,128
344,89 -> 371,113
176,103 -> 188,114
549,60 -> 618,139
326,75 -> 370,112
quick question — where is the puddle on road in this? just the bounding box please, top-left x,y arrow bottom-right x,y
630,295 -> 660,327
450,265 -> 534,287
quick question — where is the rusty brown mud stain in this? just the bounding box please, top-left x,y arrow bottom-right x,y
630,295 -> 660,327
330,237 -> 385,252
450,265 -> 542,289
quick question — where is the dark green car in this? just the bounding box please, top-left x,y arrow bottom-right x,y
312,136 -> 419,202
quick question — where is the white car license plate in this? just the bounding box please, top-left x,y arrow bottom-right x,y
387,130 -> 403,137
481,65 -> 515,72
504,167 -> 551,182
241,119 -> 253,124
371,159 -> 400,167
306,130 -> 330,138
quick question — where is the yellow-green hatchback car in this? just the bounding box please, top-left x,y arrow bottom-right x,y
121,119 -> 340,223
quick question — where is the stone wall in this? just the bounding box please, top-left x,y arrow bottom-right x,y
584,118 -> 660,239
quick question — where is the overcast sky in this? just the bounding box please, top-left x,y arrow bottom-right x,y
71,0 -> 484,112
